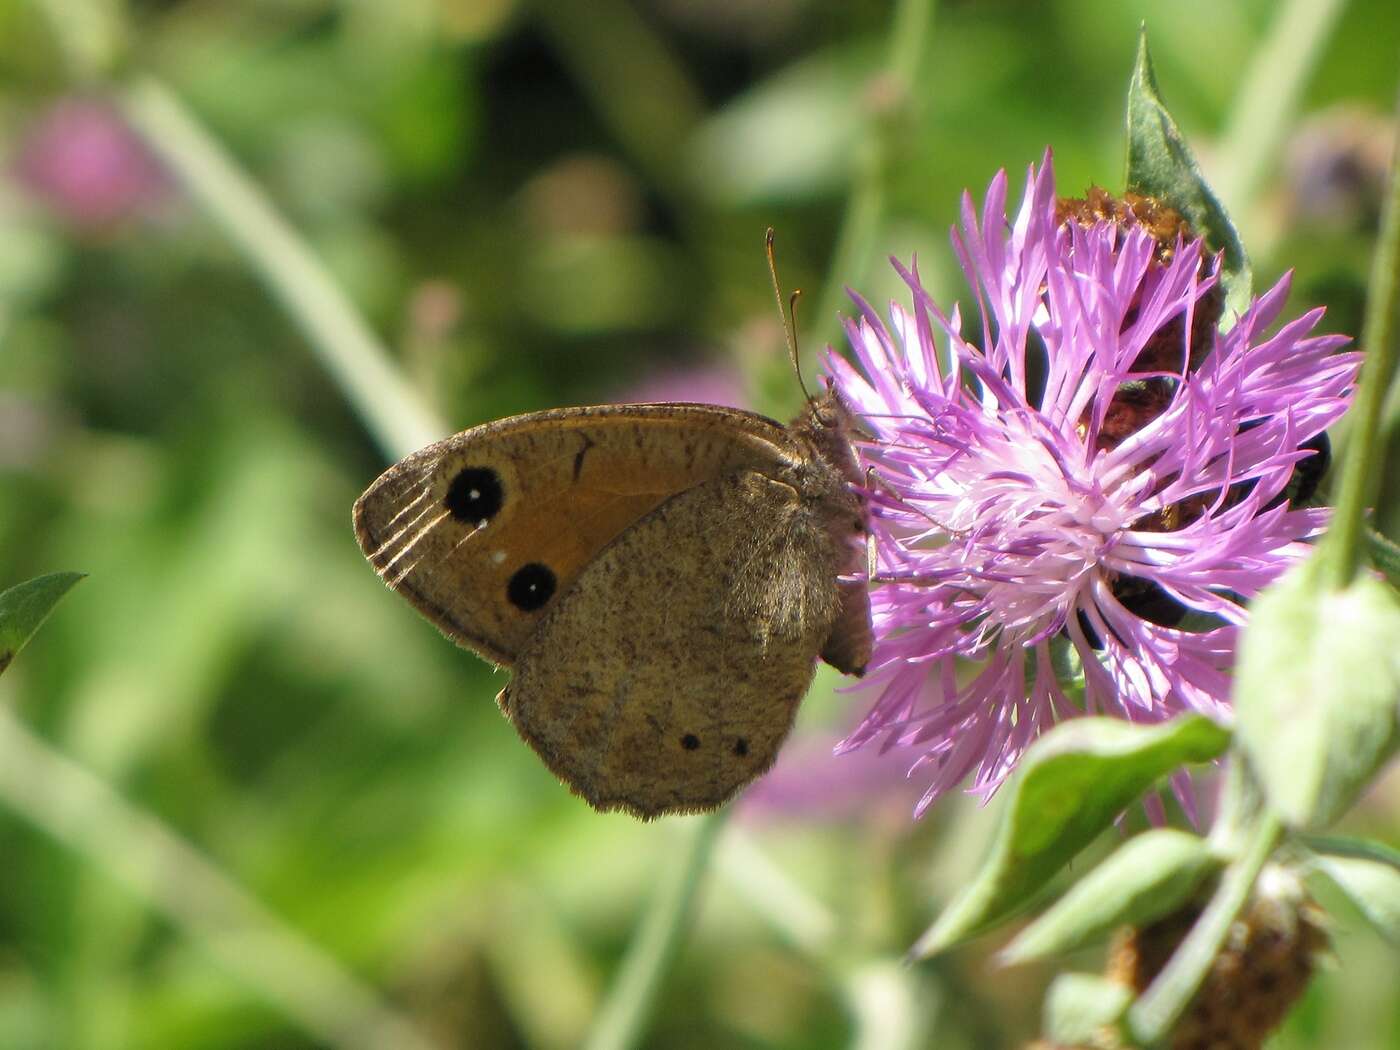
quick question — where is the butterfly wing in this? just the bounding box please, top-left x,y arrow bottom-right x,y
353,405 -> 798,665
498,468 -> 844,817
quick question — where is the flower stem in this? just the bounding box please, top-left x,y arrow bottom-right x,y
814,0 -> 937,351
118,76 -> 447,462
1322,82 -> 1400,586
718,828 -> 837,960
582,810 -> 728,1050
1126,810 -> 1282,1044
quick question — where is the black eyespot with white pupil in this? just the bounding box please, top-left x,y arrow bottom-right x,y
444,466 -> 503,524
508,563 -> 556,611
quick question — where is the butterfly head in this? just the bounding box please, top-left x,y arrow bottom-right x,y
796,382 -> 864,438
792,385 -> 868,493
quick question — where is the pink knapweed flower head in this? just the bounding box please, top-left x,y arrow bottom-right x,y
14,98 -> 169,231
826,154 -> 1360,817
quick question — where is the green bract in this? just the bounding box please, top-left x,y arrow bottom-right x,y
1315,854 -> 1400,945
909,715 -> 1230,958
1236,558 -> 1400,828
1043,974 -> 1132,1046
1125,30 -> 1252,321
1001,829 -> 1220,964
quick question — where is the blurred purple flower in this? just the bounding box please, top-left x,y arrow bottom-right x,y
1285,105 -> 1394,230
14,98 -> 169,230
826,155 -> 1360,817
740,729 -> 925,823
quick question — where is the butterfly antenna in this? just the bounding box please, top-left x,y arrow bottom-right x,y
765,227 -> 814,405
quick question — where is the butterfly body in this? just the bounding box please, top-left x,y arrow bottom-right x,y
353,392 -> 870,817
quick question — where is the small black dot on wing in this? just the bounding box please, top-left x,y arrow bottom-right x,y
681,733 -> 700,751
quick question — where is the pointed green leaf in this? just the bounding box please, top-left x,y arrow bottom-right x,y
1125,29 -> 1253,321
909,715 -> 1230,958
1043,974 -> 1132,1046
1001,829 -> 1220,964
1314,855 -> 1400,944
0,572 -> 86,678
1302,835 -> 1400,871
1236,559 -> 1400,828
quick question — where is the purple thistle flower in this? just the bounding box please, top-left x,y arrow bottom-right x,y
825,154 -> 1360,817
14,97 -> 169,231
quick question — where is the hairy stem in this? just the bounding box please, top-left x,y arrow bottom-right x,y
1323,81 -> 1400,585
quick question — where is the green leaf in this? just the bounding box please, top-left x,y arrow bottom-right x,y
1043,974 -> 1132,1046
1001,829 -> 1220,965
908,715 -> 1230,958
689,46 -> 873,206
1236,559 -> 1400,828
0,572 -> 86,678
1125,29 -> 1253,321
1314,855 -> 1400,944
1302,835 -> 1400,870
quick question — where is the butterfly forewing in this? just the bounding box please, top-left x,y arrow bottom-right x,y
352,404 -> 803,665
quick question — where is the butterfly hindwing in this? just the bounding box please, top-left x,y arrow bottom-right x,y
498,468 -> 844,818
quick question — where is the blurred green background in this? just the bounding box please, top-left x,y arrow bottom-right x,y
1,0 -> 1398,1047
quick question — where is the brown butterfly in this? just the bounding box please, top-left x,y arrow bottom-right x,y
354,236 -> 871,818
353,390 -> 872,818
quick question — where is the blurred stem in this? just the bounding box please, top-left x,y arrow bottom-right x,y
583,810 -> 728,1050
719,832 -> 932,1049
1212,0 -> 1345,231
1127,810 -> 1282,1044
1205,754 -> 1262,859
118,77 -> 446,462
886,0 -> 935,90
846,959 -> 935,1050
530,0 -> 706,203
814,138 -> 884,355
814,0 -> 937,353
1321,82 -> 1400,586
0,706 -> 442,1050
718,829 -> 838,960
